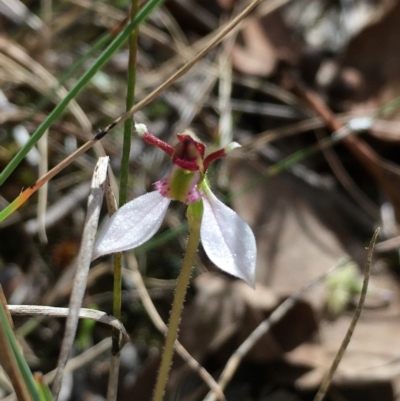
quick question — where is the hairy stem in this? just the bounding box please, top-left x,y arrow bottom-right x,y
152,202 -> 203,401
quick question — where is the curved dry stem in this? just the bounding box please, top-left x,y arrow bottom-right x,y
313,227 -> 380,401
7,306 -> 129,346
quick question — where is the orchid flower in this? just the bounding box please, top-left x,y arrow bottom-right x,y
92,123 -> 256,287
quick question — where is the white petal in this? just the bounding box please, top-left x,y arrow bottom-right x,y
201,191 -> 257,287
92,191 -> 170,260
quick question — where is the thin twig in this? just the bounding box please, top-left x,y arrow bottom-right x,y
7,306 -> 128,344
47,338 -> 111,381
218,27 -> 236,146
107,353 -> 121,401
37,129 -> 49,243
313,228 -> 380,401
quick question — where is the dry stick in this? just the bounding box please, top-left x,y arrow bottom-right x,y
203,257 -> 351,401
125,254 -> 226,401
51,157 -> 109,400
245,112 -> 380,150
107,354 -> 120,401
313,227 -> 380,401
375,235 -> 400,253
7,306 -> 128,344
218,28 -> 236,146
37,130 -> 49,243
46,338 -> 112,382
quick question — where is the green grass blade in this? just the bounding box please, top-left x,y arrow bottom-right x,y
0,0 -> 164,186
35,374 -> 54,401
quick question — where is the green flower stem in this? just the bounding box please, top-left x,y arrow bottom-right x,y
113,252 -> 123,321
152,202 -> 203,401
119,0 -> 139,207
114,0 -> 140,330
0,0 -> 164,186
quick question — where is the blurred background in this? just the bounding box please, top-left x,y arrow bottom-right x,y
1,0 -> 400,400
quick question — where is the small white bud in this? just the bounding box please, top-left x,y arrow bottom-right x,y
225,142 -> 241,153
135,123 -> 148,137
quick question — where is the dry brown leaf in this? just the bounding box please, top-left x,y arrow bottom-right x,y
231,12 -> 298,77
231,16 -> 277,76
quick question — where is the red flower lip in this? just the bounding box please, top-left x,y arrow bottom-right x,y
172,137 -> 204,171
